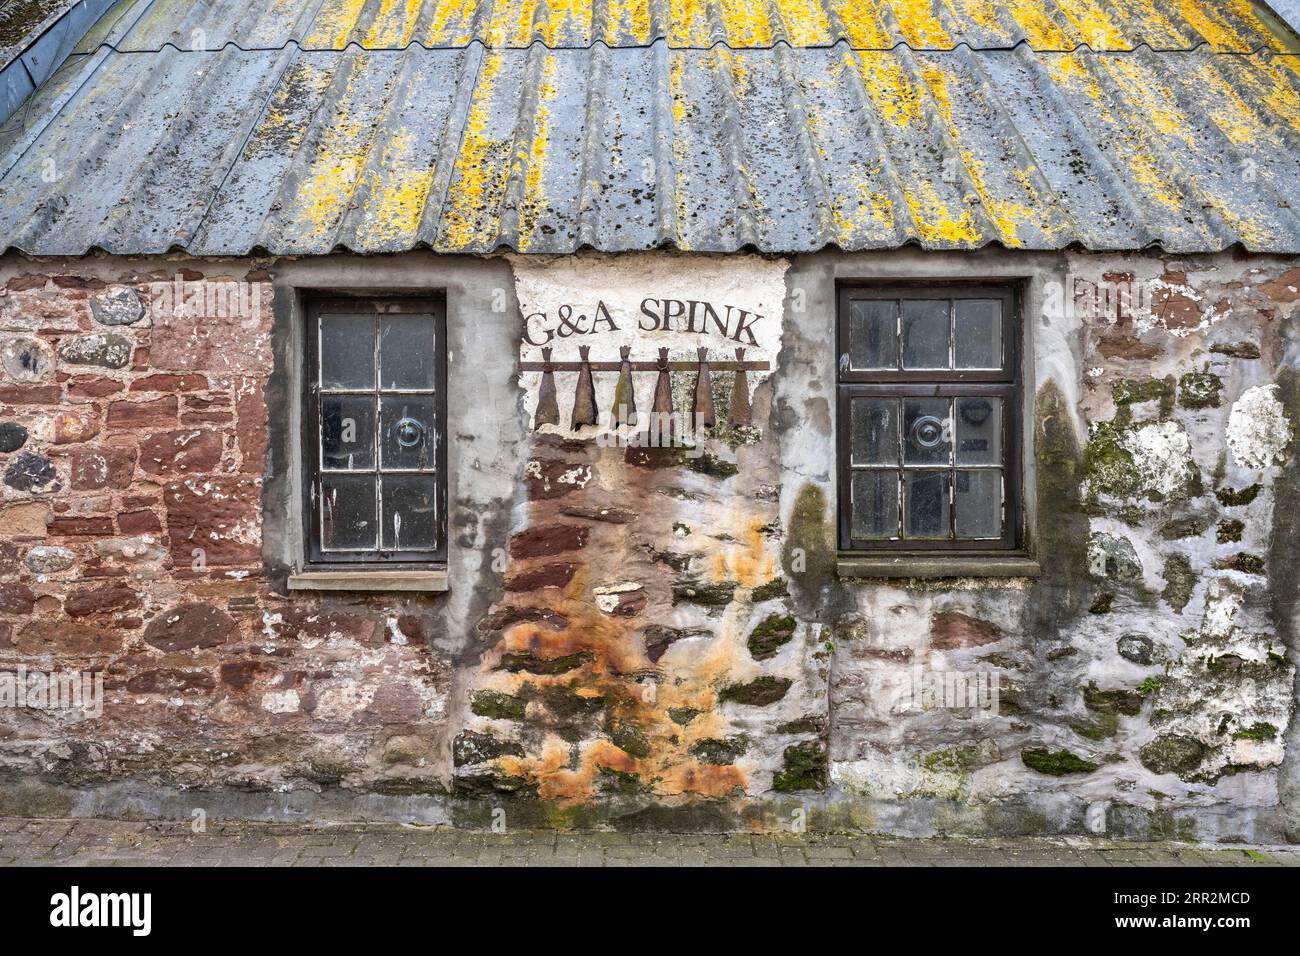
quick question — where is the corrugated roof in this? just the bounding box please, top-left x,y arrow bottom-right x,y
70,0 -> 1300,53
0,1 -> 1297,256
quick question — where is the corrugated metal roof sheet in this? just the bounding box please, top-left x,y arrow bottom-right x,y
0,2 -> 1297,256
69,0 -> 1300,53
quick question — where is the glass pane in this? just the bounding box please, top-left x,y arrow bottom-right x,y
319,315 -> 375,389
903,470 -> 949,539
380,314 -> 436,389
382,475 -> 439,551
321,395 -> 376,470
320,475 -> 376,551
380,396 -> 438,470
903,398 -> 951,465
955,299 -> 1001,369
955,397 -> 1001,465
902,299 -> 949,368
851,470 -> 898,539
848,300 -> 897,369
850,398 -> 898,465
955,469 -> 1002,538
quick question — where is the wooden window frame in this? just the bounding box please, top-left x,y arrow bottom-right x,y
302,294 -> 448,568
836,282 -> 1023,554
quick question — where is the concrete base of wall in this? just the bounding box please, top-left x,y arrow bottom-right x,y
0,775 -> 1287,844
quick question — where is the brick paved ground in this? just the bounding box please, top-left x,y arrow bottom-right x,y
0,817 -> 1297,866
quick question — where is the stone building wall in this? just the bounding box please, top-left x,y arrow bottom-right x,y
0,249 -> 1297,840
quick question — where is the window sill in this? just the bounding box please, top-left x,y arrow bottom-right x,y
836,553 -> 1040,580
287,569 -> 449,593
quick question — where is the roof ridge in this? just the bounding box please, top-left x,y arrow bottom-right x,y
69,36 -> 1291,57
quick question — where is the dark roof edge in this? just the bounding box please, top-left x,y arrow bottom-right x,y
4,239 -> 1300,261
1258,0 -> 1300,45
0,0 -> 116,126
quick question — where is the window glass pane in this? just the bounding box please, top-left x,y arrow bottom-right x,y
903,398 -> 951,465
321,395 -> 376,470
380,315 -> 436,389
901,299 -> 949,368
380,396 -> 438,470
851,470 -> 898,539
381,476 -> 439,551
955,469 -> 1002,538
955,299 -> 1001,369
320,475 -> 376,551
850,398 -> 898,465
954,397 -> 1001,465
848,300 -> 897,369
320,315 -> 375,389
903,470 -> 949,538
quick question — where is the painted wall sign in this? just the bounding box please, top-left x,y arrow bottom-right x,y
511,253 -> 788,439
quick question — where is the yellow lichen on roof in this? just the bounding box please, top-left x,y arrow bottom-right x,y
889,0 -> 951,48
1185,57 -> 1278,144
1098,56 -> 1196,146
668,50 -> 694,248
1169,0 -> 1253,51
829,0 -> 890,47
1047,52 -> 1186,213
361,127 -> 438,245
1093,54 -> 1275,246
537,0 -> 593,45
855,51 -> 925,128
426,0 -> 479,44
1226,0 -> 1291,50
917,60 -> 1049,245
1003,0 -> 1071,48
669,0 -> 712,46
942,0 -> 1011,43
516,53 -> 558,251
1241,56 -> 1300,137
905,179 -> 981,244
304,0 -> 369,47
1055,0 -> 1125,49
1112,0 -> 1190,47
364,0 -> 425,46
290,59 -> 408,245
719,0 -> 773,47
605,0 -> 652,44
775,0 -> 832,45
439,51 -> 509,248
243,58 -> 334,160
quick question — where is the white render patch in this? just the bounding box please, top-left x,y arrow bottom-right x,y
830,751 -> 969,801
261,689 -> 300,714
593,581 -> 642,613
1227,385 -> 1292,470
1119,420 -> 1196,499
510,252 -> 788,437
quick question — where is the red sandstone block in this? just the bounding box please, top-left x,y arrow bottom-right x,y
118,509 -> 162,534
106,395 -> 178,430
64,583 -> 141,617
48,516 -> 114,536
235,378 -> 266,475
67,378 -> 124,400
163,475 -> 260,570
129,373 -> 208,392
0,385 -> 61,404
69,446 -> 136,490
138,428 -> 223,476
509,523 -> 590,559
